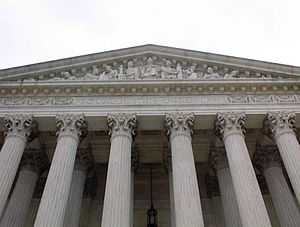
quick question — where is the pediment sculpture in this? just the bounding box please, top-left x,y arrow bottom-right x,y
12,55 -> 285,83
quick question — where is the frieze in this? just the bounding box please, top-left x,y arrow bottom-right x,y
1,55 -> 291,82
0,95 -> 300,107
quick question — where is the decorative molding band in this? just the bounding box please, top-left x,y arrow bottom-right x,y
0,80 -> 299,97
0,95 -> 300,107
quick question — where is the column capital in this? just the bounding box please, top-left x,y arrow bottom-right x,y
4,114 -> 38,141
215,112 -> 246,140
263,111 -> 296,139
209,146 -> 228,171
107,113 -> 137,141
165,112 -> 194,139
56,114 -> 88,141
253,145 -> 282,171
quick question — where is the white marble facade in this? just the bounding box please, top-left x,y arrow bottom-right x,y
0,45 -> 300,227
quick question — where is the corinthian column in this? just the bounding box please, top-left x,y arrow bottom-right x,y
0,151 -> 47,227
64,147 -> 93,227
263,111 -> 300,203
254,145 -> 300,227
215,112 -> 272,227
0,115 -> 36,217
210,146 -> 242,227
34,114 -> 87,227
165,112 -> 204,227
101,113 -> 137,227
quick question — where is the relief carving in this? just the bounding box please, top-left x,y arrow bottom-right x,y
11,54 -> 285,82
0,95 -> 300,107
107,113 -> 137,139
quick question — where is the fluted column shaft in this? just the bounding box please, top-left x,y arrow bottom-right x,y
264,112 -> 300,203
216,113 -> 272,227
101,114 -> 136,227
0,115 -> 34,216
34,114 -> 87,227
217,167 -> 242,227
165,113 -> 204,227
168,168 -> 176,227
212,150 -> 242,227
64,162 -> 87,227
265,165 -> 300,227
130,169 -> 135,227
0,167 -> 38,227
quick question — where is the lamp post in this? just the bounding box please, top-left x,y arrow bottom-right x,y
147,166 -> 158,227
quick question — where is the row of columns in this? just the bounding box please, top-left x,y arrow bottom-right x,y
0,111 -> 299,227
254,145 -> 300,227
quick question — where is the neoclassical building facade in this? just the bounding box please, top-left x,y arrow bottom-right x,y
0,45 -> 300,227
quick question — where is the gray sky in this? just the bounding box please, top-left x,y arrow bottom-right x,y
0,0 -> 299,69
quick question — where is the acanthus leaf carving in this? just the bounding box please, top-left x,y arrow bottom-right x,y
4,114 -> 38,141
107,113 -> 137,140
263,111 -> 296,138
165,112 -> 194,139
56,114 -> 88,141
215,112 -> 246,139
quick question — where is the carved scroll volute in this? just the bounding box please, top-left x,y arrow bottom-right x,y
263,111 -> 296,139
107,113 -> 137,141
165,112 -> 194,140
4,114 -> 37,141
56,114 -> 88,142
215,112 -> 246,140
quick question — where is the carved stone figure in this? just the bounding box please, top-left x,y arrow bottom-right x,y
185,63 -> 199,79
100,64 -> 118,80
84,66 -> 100,80
126,61 -> 139,79
203,67 -> 220,79
91,66 -> 99,75
240,70 -> 251,78
224,70 -> 239,79
4,53 -> 283,83
176,63 -> 183,79
141,57 -> 158,79
161,59 -> 177,79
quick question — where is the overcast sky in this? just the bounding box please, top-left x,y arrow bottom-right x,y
0,0 -> 299,69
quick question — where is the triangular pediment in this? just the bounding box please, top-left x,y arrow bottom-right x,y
0,44 -> 299,82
